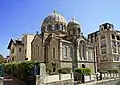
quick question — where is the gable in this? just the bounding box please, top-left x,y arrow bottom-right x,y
32,34 -> 42,45
45,33 -> 59,46
7,39 -> 15,49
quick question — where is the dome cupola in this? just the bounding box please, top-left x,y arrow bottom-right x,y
67,18 -> 80,26
41,10 -> 67,32
67,18 -> 81,36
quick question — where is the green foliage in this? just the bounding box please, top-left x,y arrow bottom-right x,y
0,54 -> 3,58
4,61 -> 40,81
58,68 -> 71,74
108,69 -> 118,73
75,68 -> 91,75
0,54 -> 6,63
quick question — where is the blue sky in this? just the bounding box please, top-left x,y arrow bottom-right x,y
0,0 -> 120,57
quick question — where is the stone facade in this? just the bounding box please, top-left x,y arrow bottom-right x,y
7,34 -> 34,62
88,23 -> 120,71
31,10 -> 95,74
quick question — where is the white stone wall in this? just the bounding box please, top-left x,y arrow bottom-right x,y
26,35 -> 34,60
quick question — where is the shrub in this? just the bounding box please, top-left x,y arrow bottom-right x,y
4,61 -> 40,82
58,68 -> 71,74
75,68 -> 91,75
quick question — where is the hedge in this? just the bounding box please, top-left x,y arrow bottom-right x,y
4,61 -> 40,82
58,68 -> 71,74
75,68 -> 91,75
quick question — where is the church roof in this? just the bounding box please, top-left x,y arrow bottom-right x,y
42,10 -> 67,26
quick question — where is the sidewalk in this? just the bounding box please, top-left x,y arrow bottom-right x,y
3,74 -> 19,85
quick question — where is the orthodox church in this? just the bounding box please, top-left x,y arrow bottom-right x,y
31,10 -> 95,74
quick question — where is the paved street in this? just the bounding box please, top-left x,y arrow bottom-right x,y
3,74 -> 18,85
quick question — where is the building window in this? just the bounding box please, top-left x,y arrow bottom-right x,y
112,34 -> 115,39
53,47 -> 55,58
65,46 -> 67,57
117,42 -> 120,47
101,41 -> 106,48
34,47 -> 35,57
101,49 -> 106,54
36,45 -> 37,56
118,49 -> 120,54
25,49 -> 26,53
52,24 -> 55,30
25,57 -> 28,60
12,56 -> 14,61
112,41 -> 116,47
11,48 -> 14,54
70,30 -> 73,35
113,48 -> 117,53
82,45 -> 85,60
101,35 -> 105,39
117,56 -> 119,61
60,25 -> 62,30
88,51 -> 91,60
53,67 -> 56,72
70,47 -> 73,58
63,46 -> 67,57
19,48 -> 21,52
38,46 -> 39,56
56,24 -> 59,30
116,36 -> 120,40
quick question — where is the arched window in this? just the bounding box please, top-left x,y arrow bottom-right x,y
56,24 -> 59,30
53,67 -> 56,72
60,24 -> 62,30
101,34 -> 105,39
63,46 -> 67,57
52,24 -> 55,30
80,41 -> 86,60
65,46 -> 67,57
70,30 -> 73,35
70,47 -> 73,59
112,34 -> 115,39
47,25 -> 52,31
36,45 -> 37,57
53,47 -> 55,58
82,45 -> 85,60
38,46 -> 39,56
34,46 -> 36,57
79,44 -> 82,60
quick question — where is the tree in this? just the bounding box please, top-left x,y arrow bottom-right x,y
0,54 -> 6,63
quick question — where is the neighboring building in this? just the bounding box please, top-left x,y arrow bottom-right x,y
31,10 -> 96,74
22,34 -> 34,60
88,23 -> 120,71
5,56 -> 11,63
7,34 -> 34,62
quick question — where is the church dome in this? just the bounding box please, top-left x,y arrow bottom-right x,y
41,10 -> 67,32
67,18 -> 80,26
67,18 -> 81,36
42,10 -> 67,25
